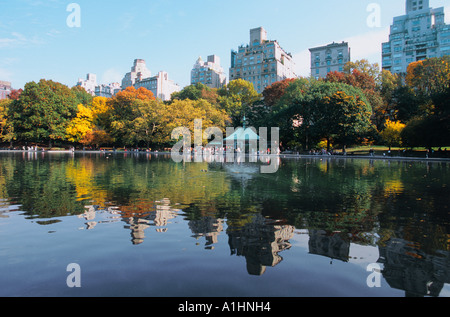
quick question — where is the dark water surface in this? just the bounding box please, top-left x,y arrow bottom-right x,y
0,152 -> 449,297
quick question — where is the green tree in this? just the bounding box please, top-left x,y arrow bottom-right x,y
270,79 -> 374,151
9,79 -> 79,147
218,79 -> 260,126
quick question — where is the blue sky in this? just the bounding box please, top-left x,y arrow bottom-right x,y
1,0 -> 449,90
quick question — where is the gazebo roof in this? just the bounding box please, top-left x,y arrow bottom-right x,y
224,127 -> 260,141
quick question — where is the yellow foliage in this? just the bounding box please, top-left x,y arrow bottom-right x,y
66,104 -> 94,143
380,119 -> 405,148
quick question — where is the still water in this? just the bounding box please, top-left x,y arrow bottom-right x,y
0,151 -> 449,297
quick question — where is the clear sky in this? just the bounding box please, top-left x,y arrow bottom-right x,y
1,0 -> 449,90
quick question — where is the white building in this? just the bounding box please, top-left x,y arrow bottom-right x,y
95,82 -> 121,98
134,71 -> 181,101
382,0 -> 450,74
309,42 -> 351,79
191,55 -> 227,89
229,27 -> 296,93
76,73 -> 97,95
121,59 -> 152,89
0,81 -> 12,100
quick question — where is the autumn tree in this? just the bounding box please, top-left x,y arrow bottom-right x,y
401,56 -> 450,147
262,78 -> 297,107
107,86 -> 155,145
0,99 -> 15,146
9,79 -> 79,147
380,119 -> 405,150
325,68 -> 384,131
162,99 -> 230,147
217,79 -> 260,126
65,104 -> 95,143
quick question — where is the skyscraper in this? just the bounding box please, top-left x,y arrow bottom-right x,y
309,42 -> 351,79
382,0 -> 450,74
229,27 -> 296,94
122,59 -> 152,89
191,55 -> 227,89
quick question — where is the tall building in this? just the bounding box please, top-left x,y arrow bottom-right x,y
382,0 -> 450,74
191,55 -> 227,89
309,42 -> 351,79
0,81 -> 12,100
122,59 -> 152,89
134,71 -> 181,101
76,73 -> 97,95
229,27 -> 296,93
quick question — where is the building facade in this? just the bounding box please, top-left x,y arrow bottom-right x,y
122,59 -> 152,89
309,42 -> 351,79
191,55 -> 227,89
229,27 -> 296,93
95,82 -> 121,98
76,73 -> 97,95
382,0 -> 450,74
134,71 -> 181,101
0,81 -> 12,100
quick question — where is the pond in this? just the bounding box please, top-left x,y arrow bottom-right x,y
0,151 -> 449,298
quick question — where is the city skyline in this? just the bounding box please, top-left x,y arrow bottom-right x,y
1,0 -> 449,90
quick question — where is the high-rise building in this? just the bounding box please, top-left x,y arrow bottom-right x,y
122,59 -> 152,89
309,42 -> 351,79
229,27 -> 296,93
134,71 -> 181,101
191,55 -> 227,89
76,73 -> 97,95
0,81 -> 12,100
382,0 -> 450,74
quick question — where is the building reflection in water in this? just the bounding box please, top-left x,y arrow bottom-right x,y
227,214 -> 294,276
188,216 -> 224,250
378,237 -> 450,297
308,230 -> 350,263
77,201 -> 450,296
78,199 -> 180,245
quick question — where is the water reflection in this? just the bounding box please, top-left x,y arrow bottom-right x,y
0,152 -> 449,296
379,237 -> 450,297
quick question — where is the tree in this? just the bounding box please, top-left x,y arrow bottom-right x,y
269,79 -> 374,151
71,86 -> 94,106
65,104 -> 95,143
262,78 -> 297,107
0,99 -> 15,146
162,99 -> 230,147
344,59 -> 381,85
400,56 -> 450,148
80,129 -> 114,149
218,79 -> 260,126
380,119 -> 405,150
325,69 -> 384,131
107,86 -> 155,145
9,79 -> 79,147
91,96 -> 112,129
